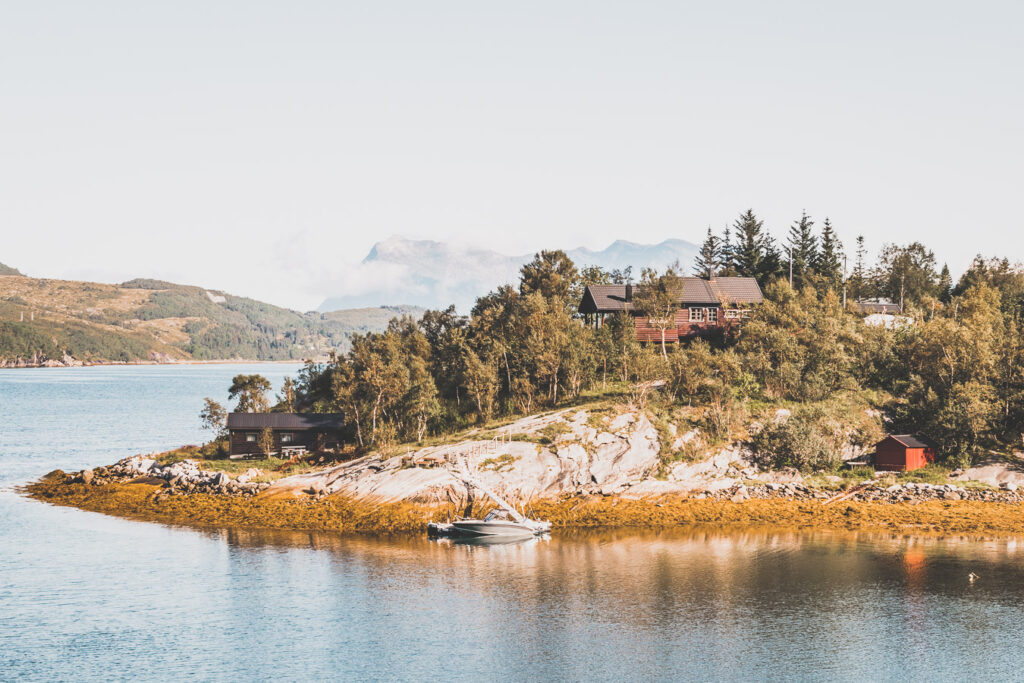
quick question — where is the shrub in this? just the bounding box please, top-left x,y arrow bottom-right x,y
537,420 -> 572,444
749,405 -> 845,472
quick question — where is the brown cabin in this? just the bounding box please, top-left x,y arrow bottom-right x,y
578,277 -> 764,343
226,413 -> 344,456
874,434 -> 937,472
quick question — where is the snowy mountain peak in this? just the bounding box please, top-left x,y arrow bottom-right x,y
320,236 -> 699,312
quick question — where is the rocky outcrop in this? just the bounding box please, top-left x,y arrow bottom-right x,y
264,409 -> 665,504
67,456 -> 269,497
956,456 -> 1024,490
0,351 -> 84,368
63,408 -> 1024,510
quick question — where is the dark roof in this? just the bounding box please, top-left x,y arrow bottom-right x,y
880,434 -> 937,449
709,278 -> 765,304
853,302 -> 903,314
226,413 -> 344,430
578,277 -> 763,314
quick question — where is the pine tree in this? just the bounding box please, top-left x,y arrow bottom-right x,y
850,235 -> 868,301
719,224 -> 737,276
693,226 -> 721,278
760,233 -> 785,284
732,209 -> 767,280
938,263 -> 953,303
785,210 -> 818,289
816,217 -> 844,289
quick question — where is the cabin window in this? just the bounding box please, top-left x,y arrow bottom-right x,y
724,309 -> 741,320
281,433 -> 294,444
741,309 -> 752,319
245,433 -> 257,443
689,307 -> 704,322
707,308 -> 718,323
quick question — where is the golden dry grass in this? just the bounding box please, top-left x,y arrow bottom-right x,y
24,472 -> 1024,538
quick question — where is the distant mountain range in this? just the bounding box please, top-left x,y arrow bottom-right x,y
319,236 -> 699,312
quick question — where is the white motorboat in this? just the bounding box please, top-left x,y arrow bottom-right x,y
428,458 -> 551,540
429,509 -> 551,540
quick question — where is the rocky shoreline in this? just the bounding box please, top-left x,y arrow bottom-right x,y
57,454 -> 1024,507
66,456 -> 272,497
24,404 -> 1024,537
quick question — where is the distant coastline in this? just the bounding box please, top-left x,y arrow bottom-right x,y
0,358 -> 314,370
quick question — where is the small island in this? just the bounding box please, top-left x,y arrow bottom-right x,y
23,231 -> 1024,538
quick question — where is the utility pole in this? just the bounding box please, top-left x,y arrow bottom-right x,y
842,254 -> 848,308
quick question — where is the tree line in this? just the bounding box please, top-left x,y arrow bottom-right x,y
206,210 -> 1024,468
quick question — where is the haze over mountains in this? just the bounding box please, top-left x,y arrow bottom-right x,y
319,236 -> 699,312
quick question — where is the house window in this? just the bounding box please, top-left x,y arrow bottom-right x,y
724,309 -> 741,320
707,308 -> 718,323
281,433 -> 294,444
245,433 -> 257,443
689,307 -> 704,322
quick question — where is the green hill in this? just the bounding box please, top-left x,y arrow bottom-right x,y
0,274 -> 419,366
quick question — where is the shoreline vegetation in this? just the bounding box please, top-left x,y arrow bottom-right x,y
24,474 -> 1024,538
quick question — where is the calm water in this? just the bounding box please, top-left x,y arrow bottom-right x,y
3,366 -> 1024,681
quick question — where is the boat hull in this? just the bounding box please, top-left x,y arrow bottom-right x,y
428,520 -> 550,540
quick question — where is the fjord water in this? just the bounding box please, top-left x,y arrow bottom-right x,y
3,367 -> 1024,681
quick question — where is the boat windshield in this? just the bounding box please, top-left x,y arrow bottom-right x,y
484,510 -> 513,522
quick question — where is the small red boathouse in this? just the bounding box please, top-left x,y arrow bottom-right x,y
874,435 -> 937,472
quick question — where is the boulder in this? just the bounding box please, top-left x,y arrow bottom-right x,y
730,485 -> 750,503
81,469 -> 94,485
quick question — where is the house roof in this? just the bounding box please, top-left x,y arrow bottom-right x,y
853,301 -> 903,314
709,278 -> 765,305
881,434 -> 937,449
226,413 -> 344,430
578,277 -> 763,314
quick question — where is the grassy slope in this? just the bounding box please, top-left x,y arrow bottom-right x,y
0,275 -> 413,364
0,262 -> 23,276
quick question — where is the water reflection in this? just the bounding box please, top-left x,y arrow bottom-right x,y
200,527 -> 1024,680
5,365 -> 1024,680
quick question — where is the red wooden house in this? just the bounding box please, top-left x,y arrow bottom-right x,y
578,276 -> 764,343
874,434 -> 937,472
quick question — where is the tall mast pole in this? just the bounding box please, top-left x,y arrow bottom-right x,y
842,253 -> 848,308
789,247 -> 793,288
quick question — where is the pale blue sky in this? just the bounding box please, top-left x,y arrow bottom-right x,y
3,1 -> 1022,310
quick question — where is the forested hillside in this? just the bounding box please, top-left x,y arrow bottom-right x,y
0,275 -> 411,366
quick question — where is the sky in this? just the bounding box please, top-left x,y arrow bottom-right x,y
3,1 -> 1023,311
